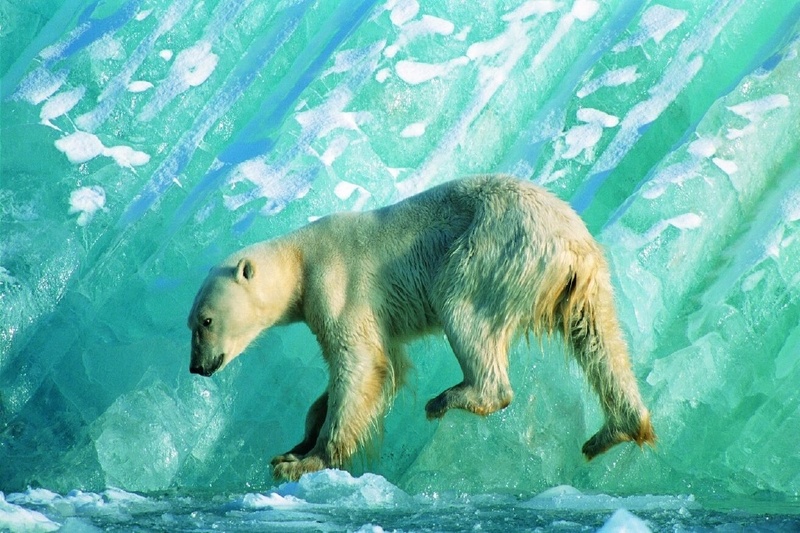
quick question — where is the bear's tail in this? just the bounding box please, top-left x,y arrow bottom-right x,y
556,251 -> 656,459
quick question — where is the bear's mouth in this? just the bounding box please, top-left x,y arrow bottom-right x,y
190,353 -> 224,377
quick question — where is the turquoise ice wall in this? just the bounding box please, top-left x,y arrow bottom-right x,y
1,0 -> 799,497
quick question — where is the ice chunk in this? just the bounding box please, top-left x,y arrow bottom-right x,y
0,493 -> 60,532
275,470 -> 411,506
523,486 -> 696,512
598,508 -> 651,533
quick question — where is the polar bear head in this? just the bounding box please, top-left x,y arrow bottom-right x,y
187,258 -> 265,376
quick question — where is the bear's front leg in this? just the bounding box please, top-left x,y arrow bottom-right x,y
271,391 -> 328,467
271,337 -> 390,482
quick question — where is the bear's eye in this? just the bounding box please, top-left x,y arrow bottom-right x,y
202,318 -> 212,328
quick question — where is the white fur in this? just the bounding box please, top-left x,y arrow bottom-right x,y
188,175 -> 654,481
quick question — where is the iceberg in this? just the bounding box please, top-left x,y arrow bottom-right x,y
1,0 -> 799,517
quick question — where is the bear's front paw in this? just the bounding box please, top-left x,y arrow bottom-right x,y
272,454 -> 327,481
270,453 -> 301,466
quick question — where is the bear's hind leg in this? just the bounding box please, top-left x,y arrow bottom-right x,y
568,300 -> 655,459
426,311 -> 514,419
271,391 -> 328,466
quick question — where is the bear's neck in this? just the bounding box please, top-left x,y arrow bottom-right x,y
248,239 -> 305,327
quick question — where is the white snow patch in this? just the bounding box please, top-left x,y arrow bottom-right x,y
613,5 -> 687,52
88,34 -> 125,61
40,86 -> 86,128
69,186 -> 106,226
383,14 -> 454,61
384,44 -> 400,58
138,40 -> 219,121
785,192 -> 800,223
295,105 -> 369,138
467,27 -> 520,60
135,9 -> 153,21
741,270 -> 765,293
13,67 -> 67,105
644,213 -> 703,241
502,0 -> 560,21
669,213 -> 703,230
725,94 -> 790,139
328,44 -> 387,75
319,137 -> 350,167
395,57 -> 469,84
334,181 -> 365,201
128,80 -> 154,92
688,137 -> 716,158
414,15 -> 454,35
532,1 -> 597,67
571,0 -> 599,22
396,7 -> 534,195
55,131 -> 105,163
55,131 -> 150,168
104,145 -> 152,167
561,108 -> 619,159
562,124 -> 603,159
375,68 -> 391,83
727,94 -> 790,121
640,162 -> 695,200
576,107 -> 619,127
400,122 -> 426,137
577,66 -> 639,98
640,136 -> 717,200
454,25 -> 471,41
173,41 -> 219,88
159,49 -> 174,61
39,23 -> 88,61
387,0 -> 419,26
712,157 -> 738,175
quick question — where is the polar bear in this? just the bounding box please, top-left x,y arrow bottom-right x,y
188,175 -> 655,481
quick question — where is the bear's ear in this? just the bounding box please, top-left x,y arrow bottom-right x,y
235,258 -> 255,282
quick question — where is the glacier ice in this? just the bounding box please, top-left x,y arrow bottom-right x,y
1,0 -> 800,517
1,477 -> 789,531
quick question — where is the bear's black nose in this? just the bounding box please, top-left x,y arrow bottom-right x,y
190,364 -> 212,377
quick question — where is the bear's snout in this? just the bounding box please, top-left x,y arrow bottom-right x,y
189,363 -> 212,377
189,352 -> 224,377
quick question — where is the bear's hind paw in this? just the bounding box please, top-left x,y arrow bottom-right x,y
425,393 -> 450,420
426,385 -> 513,420
582,415 -> 656,460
